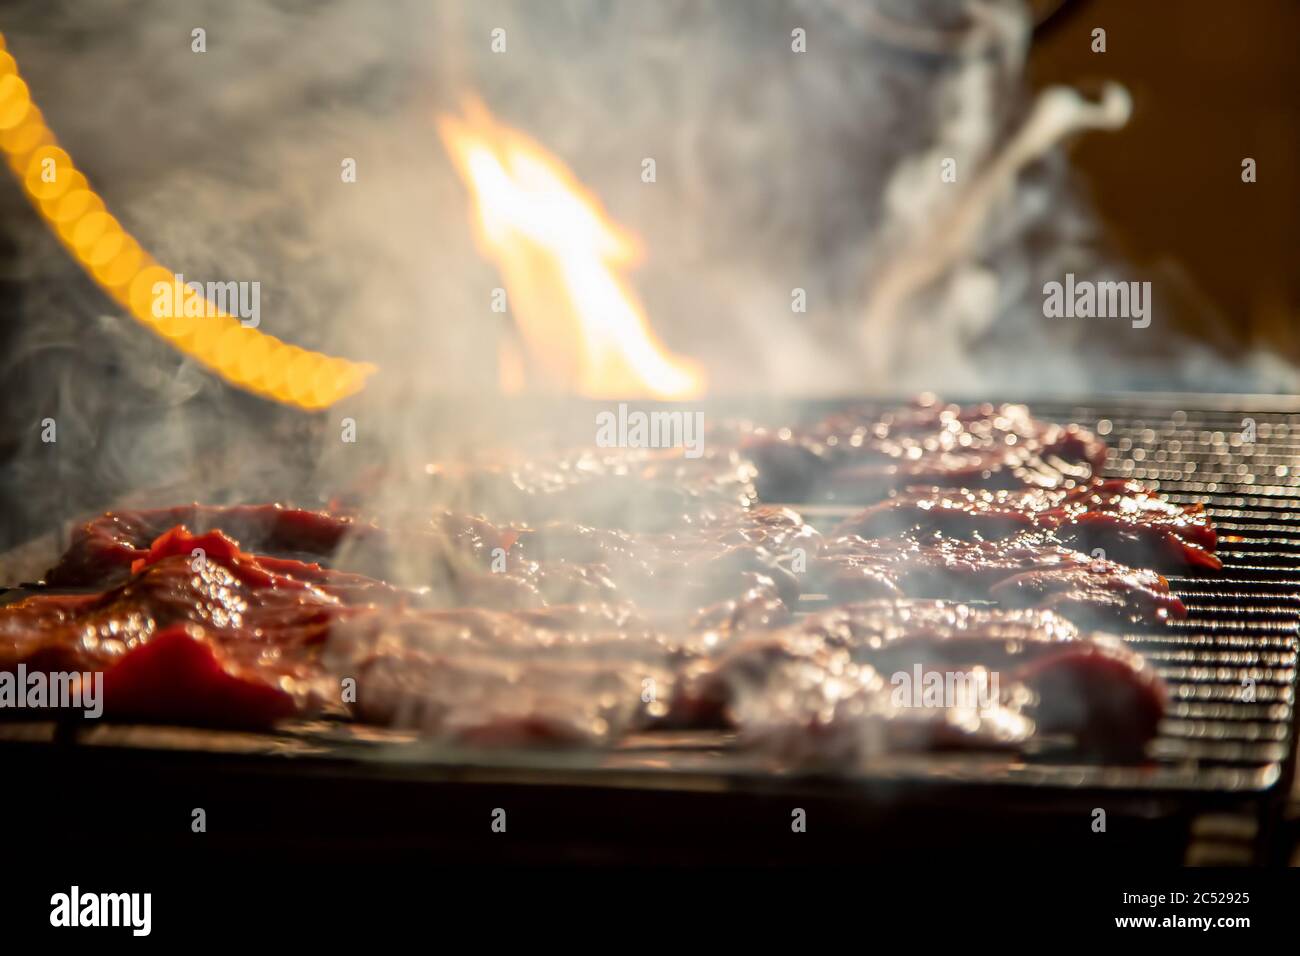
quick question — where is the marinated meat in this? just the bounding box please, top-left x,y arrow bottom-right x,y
341,652 -> 666,747
834,479 -> 1219,571
45,503 -> 348,587
43,503 -> 803,615
3,396 -> 1202,766
97,624 -> 301,727
44,504 -> 513,589
794,599 -> 1166,751
46,512 -> 607,611
324,608 -> 679,745
6,525 -> 1169,761
512,505 -> 818,565
422,446 -> 759,531
5,526 -> 743,734
736,397 -> 1108,503
1,545 -> 344,725
498,504 -> 811,610
812,531 -> 1186,625
680,601 -> 1164,761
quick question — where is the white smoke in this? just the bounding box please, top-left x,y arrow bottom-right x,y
0,0 -> 1291,548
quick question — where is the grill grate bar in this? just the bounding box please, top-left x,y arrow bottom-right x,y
1166,701 -> 1292,721
1152,666 -> 1293,685
1143,649 -> 1297,666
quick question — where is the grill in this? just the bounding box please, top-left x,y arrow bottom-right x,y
767,399 -> 1298,798
1040,399 -> 1298,789
4,395 -> 1298,864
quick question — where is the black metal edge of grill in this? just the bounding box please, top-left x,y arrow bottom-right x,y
1,396 -> 1297,863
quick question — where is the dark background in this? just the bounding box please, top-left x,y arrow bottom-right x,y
1030,0 -> 1300,363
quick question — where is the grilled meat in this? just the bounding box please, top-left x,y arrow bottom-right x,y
736,398 -> 1107,503
679,600 -> 1165,761
4,525 -> 760,732
323,608 -> 678,746
812,531 -> 1187,626
43,504 -> 512,589
6,527 -> 1168,761
1,547 -> 342,725
512,504 -> 817,564
422,446 -> 759,531
835,479 -> 1219,571
43,502 -> 805,613
4,398 -> 1203,764
339,652 -> 665,747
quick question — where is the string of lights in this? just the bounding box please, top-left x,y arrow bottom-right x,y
0,31 -> 374,409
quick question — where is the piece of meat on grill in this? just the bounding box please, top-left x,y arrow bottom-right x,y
511,504 -> 818,565
324,609 -> 679,745
46,512 -> 612,611
734,397 -> 1107,503
812,532 -> 1187,626
1,547 -> 346,726
44,504 -> 333,584
42,504 -> 803,619
797,601 -> 1165,754
316,579 -> 786,747
512,534 -> 802,610
677,600 -> 1164,762
333,527 -> 799,617
834,479 -> 1219,571
5,526 -> 747,735
95,624 -> 303,727
37,519 -> 791,639
341,652 -> 666,747
6,525 -> 1168,757
422,445 -> 760,531
43,504 -> 513,589
478,503 -> 811,613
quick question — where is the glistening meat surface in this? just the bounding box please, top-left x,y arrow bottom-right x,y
6,391 -> 1194,767
1,539 -> 346,725
5,527 -> 743,737
734,398 -> 1107,503
42,504 -> 803,617
4,523 -> 1170,762
678,600 -> 1165,762
812,531 -> 1187,626
44,504 -> 514,589
421,446 -> 760,531
834,478 -> 1219,571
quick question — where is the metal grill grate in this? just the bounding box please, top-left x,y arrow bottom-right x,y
1010,401 -> 1298,791
778,399 -> 1300,799
2,397 -> 1297,866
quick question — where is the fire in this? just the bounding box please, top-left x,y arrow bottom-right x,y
438,99 -> 705,399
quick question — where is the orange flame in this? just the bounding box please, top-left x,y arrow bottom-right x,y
438,99 -> 704,399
